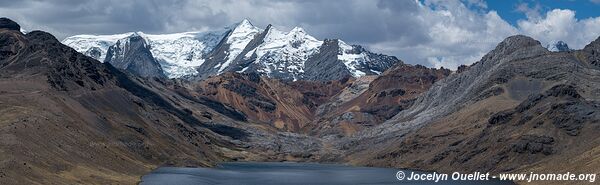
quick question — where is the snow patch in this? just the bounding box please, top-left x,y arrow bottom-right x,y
63,30 -> 227,78
248,26 -> 323,80
218,19 -> 261,73
62,32 -> 134,62
142,30 -> 226,78
338,40 -> 368,77
62,19 -> 387,80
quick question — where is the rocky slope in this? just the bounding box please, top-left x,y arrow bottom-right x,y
180,72 -> 348,132
308,64 -> 451,136
104,33 -> 166,78
0,18 -> 327,184
63,19 -> 401,81
0,18 -> 229,184
344,35 -> 600,183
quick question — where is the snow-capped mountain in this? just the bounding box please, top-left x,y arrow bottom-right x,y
62,32 -> 132,62
142,30 -> 225,78
104,33 -> 166,78
195,19 -> 262,77
217,19 -> 261,73
238,25 -> 324,81
63,30 -> 226,78
546,40 -> 571,52
196,22 -> 401,81
63,19 -> 401,81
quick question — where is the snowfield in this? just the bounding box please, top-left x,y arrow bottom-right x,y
63,19 -> 394,80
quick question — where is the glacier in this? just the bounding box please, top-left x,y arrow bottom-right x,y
63,19 -> 400,80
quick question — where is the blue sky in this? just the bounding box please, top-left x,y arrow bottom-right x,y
2,0 -> 600,69
487,0 -> 600,25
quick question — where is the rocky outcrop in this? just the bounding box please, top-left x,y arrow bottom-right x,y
184,72 -> 348,132
354,35 -> 550,141
309,63 -> 450,136
352,45 -> 401,74
104,34 -> 166,78
0,17 -> 20,31
303,39 -> 353,81
580,36 -> 600,69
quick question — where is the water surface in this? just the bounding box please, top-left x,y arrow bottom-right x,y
141,162 -> 514,185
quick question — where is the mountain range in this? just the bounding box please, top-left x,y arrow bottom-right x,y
62,19 -> 401,81
2,17 -> 600,185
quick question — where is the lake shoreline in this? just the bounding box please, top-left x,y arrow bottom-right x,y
140,162 -> 515,185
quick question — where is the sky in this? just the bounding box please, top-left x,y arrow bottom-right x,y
1,0 -> 600,69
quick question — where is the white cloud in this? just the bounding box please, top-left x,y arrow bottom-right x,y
515,2 -> 542,20
464,0 -> 488,9
369,0 -> 517,69
373,1 -> 600,70
2,0 -> 599,70
518,9 -> 600,49
192,0 -> 599,70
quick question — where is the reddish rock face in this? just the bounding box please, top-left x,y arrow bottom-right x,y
167,62 -> 450,136
183,72 -> 348,132
355,64 -> 451,121
174,63 -> 450,136
306,64 -> 451,136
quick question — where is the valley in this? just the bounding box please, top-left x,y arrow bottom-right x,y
1,16 -> 600,185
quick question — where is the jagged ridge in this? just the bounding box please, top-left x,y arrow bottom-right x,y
63,19 -> 402,81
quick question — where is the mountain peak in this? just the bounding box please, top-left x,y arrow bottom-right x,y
63,20 -> 400,81
105,31 -> 165,78
125,32 -> 145,39
0,17 -> 20,31
500,35 -> 541,48
230,19 -> 260,35
122,32 -> 147,47
487,35 -> 542,58
26,30 -> 60,43
290,26 -> 306,34
546,40 -> 570,52
239,18 -> 253,27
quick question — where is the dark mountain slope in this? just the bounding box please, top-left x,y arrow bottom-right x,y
302,39 -> 354,81
346,35 -> 600,183
0,18 -> 273,184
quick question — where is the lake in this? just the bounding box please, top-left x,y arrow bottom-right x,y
140,162 -> 514,185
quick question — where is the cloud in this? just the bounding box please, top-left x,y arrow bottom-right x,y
463,0 -> 488,10
515,2 -> 542,20
371,0 -> 517,69
1,0 -> 599,70
518,9 -> 600,49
